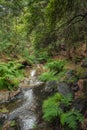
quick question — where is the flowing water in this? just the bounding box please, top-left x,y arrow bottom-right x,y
2,69 -> 43,130
0,67 -> 52,130
8,89 -> 36,130
10,69 -> 40,130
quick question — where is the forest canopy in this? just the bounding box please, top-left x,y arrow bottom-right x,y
0,0 -> 87,58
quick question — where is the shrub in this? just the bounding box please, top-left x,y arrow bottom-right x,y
43,93 -> 83,130
61,109 -> 84,130
39,60 -> 67,82
39,71 -> 57,82
43,93 -> 63,121
0,61 -> 24,90
46,60 -> 66,73
36,50 -> 50,63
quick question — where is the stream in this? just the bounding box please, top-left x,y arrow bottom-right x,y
0,68 -> 47,130
0,66 -> 86,130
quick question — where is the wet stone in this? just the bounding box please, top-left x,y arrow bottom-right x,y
57,82 -> 73,96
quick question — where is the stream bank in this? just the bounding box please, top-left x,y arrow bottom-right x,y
0,62 -> 87,130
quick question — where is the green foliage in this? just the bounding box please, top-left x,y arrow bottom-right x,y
0,108 -> 9,113
37,51 -> 50,63
61,109 -> 84,130
61,94 -> 73,107
43,93 -> 73,121
39,71 -> 57,82
0,61 -> 24,90
43,93 -> 63,121
10,120 -> 16,127
34,49 -> 51,63
39,60 -> 67,82
0,0 -> 87,59
43,93 -> 83,129
46,60 -> 66,73
56,69 -> 67,81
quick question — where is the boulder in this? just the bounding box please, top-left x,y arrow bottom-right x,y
79,71 -> 87,79
45,81 -> 58,93
0,89 -> 21,104
0,114 -> 7,124
73,98 -> 87,112
45,81 -> 74,96
65,70 -> 76,78
81,59 -> 87,68
57,82 -> 73,96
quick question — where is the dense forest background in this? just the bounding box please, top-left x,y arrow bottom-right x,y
0,0 -> 87,60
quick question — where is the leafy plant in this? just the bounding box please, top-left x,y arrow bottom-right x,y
10,120 -> 16,127
43,93 -> 63,121
61,109 -> 84,130
43,93 -> 83,130
0,61 -> 24,90
39,71 -> 57,82
0,108 -> 9,113
39,60 -> 67,82
46,60 -> 66,73
36,51 -> 50,63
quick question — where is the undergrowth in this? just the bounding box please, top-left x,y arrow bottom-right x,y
39,60 -> 67,82
43,93 -> 84,130
0,61 -> 24,90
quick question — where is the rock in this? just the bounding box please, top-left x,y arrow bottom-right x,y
65,70 -> 79,84
0,114 -> 7,124
57,82 -> 73,96
81,59 -> 87,68
45,81 -> 74,96
79,71 -> 87,79
71,83 -> 79,92
73,98 -> 87,112
0,89 -> 21,104
45,81 -> 58,93
66,70 -> 76,78
2,119 -> 20,130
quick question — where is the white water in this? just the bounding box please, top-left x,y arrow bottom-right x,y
8,69 -> 39,130
31,70 -> 36,77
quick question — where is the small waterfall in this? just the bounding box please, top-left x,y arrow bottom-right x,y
8,69 -> 39,130
30,70 -> 36,77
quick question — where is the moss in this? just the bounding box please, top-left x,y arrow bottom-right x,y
0,108 -> 9,113
10,120 -> 16,127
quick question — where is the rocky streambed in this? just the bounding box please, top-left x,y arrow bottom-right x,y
0,68 -> 52,130
0,65 -> 87,130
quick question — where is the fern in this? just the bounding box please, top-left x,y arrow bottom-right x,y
43,93 -> 84,130
46,60 -> 66,73
60,109 -> 84,130
39,71 -> 57,82
43,93 -> 63,121
0,61 -> 24,90
61,94 -> 73,107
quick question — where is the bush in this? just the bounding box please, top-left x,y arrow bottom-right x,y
43,93 -> 63,121
43,93 -> 83,130
39,71 -> 57,82
35,50 -> 50,63
46,60 -> 66,73
39,60 -> 67,82
61,109 -> 84,130
0,61 -> 24,90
